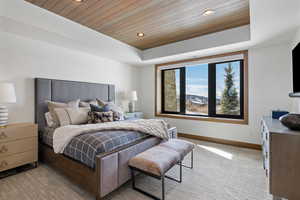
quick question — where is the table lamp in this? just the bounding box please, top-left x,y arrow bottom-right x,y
128,91 -> 138,113
0,83 -> 16,127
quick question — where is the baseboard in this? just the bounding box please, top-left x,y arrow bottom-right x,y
178,133 -> 262,150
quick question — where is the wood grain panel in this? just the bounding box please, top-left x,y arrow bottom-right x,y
24,0 -> 250,49
0,137 -> 37,158
39,143 -> 98,195
0,123 -> 38,143
0,150 -> 37,172
178,133 -> 262,150
262,117 -> 300,200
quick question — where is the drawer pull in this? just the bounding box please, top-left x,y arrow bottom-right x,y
0,146 -> 8,153
0,132 -> 7,139
0,160 -> 8,168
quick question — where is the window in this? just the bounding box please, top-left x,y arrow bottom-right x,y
215,61 -> 242,117
185,64 -> 209,115
157,51 -> 248,123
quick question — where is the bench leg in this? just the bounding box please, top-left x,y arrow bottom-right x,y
165,161 -> 182,183
130,163 -> 182,200
180,150 -> 194,169
131,168 -> 162,200
162,175 -> 165,200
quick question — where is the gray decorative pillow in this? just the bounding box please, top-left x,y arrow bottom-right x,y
87,111 -> 114,124
96,99 -> 124,121
46,99 -> 80,127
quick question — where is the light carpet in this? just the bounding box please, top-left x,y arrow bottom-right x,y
0,139 -> 272,200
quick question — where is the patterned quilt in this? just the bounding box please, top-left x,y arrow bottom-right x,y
43,128 -> 149,168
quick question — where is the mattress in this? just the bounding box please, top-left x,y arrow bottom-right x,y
42,127 -> 149,168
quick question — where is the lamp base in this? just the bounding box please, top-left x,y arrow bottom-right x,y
128,101 -> 135,113
0,105 -> 8,127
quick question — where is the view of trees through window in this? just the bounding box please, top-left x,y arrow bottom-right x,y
216,61 -> 240,115
162,60 -> 243,119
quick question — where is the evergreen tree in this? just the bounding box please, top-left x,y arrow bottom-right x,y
220,63 -> 239,115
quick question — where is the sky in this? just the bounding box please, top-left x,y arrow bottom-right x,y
175,61 -> 240,98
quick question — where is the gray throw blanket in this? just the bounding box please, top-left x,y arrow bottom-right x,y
53,119 -> 169,153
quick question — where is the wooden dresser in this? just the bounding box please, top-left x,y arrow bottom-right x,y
0,123 -> 38,172
261,117 -> 300,200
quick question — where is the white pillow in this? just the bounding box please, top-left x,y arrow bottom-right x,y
54,108 -> 70,127
46,99 -> 80,127
45,112 -> 55,128
66,107 -> 90,125
54,107 -> 90,127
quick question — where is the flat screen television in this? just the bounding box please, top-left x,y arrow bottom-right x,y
290,42 -> 300,97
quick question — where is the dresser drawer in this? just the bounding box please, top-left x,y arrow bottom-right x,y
0,124 -> 37,143
0,150 -> 37,172
0,137 -> 37,158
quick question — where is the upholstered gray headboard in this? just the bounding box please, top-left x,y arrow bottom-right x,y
35,78 -> 115,132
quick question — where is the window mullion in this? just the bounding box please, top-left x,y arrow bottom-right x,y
161,70 -> 165,113
208,63 -> 216,117
240,60 -> 244,118
179,67 -> 186,114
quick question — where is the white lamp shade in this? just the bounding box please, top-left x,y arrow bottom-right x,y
0,83 -> 16,103
129,91 -> 138,101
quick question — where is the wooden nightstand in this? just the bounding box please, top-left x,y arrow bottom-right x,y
124,112 -> 143,120
0,123 -> 38,172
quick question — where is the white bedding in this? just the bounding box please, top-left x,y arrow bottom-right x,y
52,119 -> 169,153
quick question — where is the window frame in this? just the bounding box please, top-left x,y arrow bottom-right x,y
155,51 -> 248,125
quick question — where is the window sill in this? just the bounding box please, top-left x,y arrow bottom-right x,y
155,113 -> 248,125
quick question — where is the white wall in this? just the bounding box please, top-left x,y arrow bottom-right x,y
290,27 -> 300,112
0,31 -> 139,124
142,25 -> 250,61
0,0 -> 142,124
138,43 -> 293,144
292,27 -> 300,48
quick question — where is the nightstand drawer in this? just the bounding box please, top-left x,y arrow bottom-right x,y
0,124 -> 37,143
0,150 -> 37,172
0,137 -> 37,158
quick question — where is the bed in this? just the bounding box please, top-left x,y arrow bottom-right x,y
35,78 -> 162,199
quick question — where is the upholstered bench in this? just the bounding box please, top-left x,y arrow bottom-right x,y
160,139 -> 194,169
129,139 -> 195,200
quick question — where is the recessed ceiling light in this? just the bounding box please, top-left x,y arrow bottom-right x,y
137,32 -> 145,37
74,0 -> 83,2
203,9 -> 215,16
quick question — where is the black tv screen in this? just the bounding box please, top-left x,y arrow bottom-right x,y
291,43 -> 300,97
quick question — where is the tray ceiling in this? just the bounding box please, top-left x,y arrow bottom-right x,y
25,0 -> 250,50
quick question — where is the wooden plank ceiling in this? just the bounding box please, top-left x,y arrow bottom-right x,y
25,0 -> 250,50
